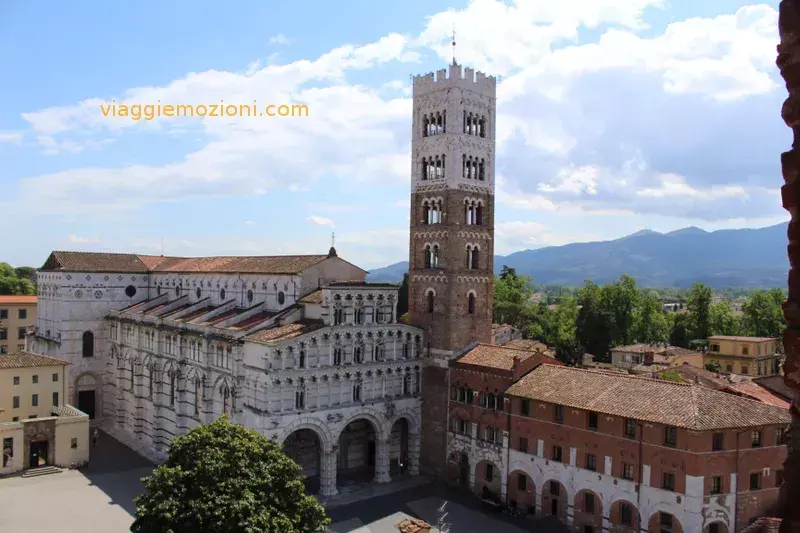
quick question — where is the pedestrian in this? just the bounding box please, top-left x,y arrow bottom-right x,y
92,429 -> 98,447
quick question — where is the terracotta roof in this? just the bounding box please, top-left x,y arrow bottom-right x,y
325,281 -> 396,288
612,344 -> 701,359
41,250 -> 333,274
506,365 -> 791,430
228,311 -> 276,331
753,376 -> 795,401
657,364 -> 730,389
741,518 -> 782,533
456,343 -> 554,371
0,295 -> 37,305
504,339 -> 549,352
708,335 -> 776,342
724,382 -> 791,409
298,289 -> 323,304
245,320 -> 326,344
0,352 -> 68,369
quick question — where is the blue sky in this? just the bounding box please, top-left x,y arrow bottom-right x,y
0,0 -> 788,270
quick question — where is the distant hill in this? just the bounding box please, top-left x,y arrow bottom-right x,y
365,222 -> 790,288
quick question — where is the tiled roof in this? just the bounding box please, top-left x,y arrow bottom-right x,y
41,250 -> 332,274
724,382 -> 791,409
325,281 -> 396,288
227,311 -> 276,331
456,343 -> 554,371
657,364 -> 730,389
298,289 -> 323,304
612,343 -> 664,353
505,365 -> 791,430
0,295 -> 37,305
753,376 -> 795,401
708,335 -> 776,342
503,339 -> 548,352
0,352 -> 68,369
244,320 -> 326,344
741,518 -> 782,533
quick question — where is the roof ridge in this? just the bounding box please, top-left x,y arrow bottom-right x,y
545,364 -> 694,387
479,342 -> 545,353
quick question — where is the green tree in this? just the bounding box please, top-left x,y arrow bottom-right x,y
576,281 -> 614,360
131,417 -> 329,533
555,337 -> 585,367
632,291 -> 670,345
659,369 -> 683,382
602,275 -> 639,346
741,289 -> 786,339
493,266 -> 534,327
669,313 -> 692,348
708,301 -> 740,336
0,262 -> 37,295
397,273 -> 409,318
686,283 -> 713,340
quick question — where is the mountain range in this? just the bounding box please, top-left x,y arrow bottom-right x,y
365,222 -> 790,288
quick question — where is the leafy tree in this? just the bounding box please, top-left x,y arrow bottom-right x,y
686,283 -> 713,340
669,313 -> 692,348
705,361 -> 722,373
632,291 -> 670,345
603,275 -> 639,346
709,301 -> 741,336
0,262 -> 14,278
555,337 -> 585,367
493,266 -> 534,327
0,262 -> 37,295
576,281 -> 614,361
14,266 -> 36,284
397,273 -> 409,318
131,417 -> 329,533
659,370 -> 683,382
741,289 -> 786,340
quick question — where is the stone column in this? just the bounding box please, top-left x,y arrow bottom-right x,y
374,438 -> 391,483
777,4 -> 800,530
409,432 -> 421,475
320,446 -> 338,497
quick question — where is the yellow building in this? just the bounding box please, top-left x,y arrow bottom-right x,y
0,352 -> 89,475
705,335 -> 780,377
0,295 -> 37,355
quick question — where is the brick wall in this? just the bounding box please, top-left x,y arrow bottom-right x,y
420,365 -> 449,479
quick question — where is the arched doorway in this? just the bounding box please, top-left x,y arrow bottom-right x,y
648,511 -> 683,533
283,429 -> 322,494
75,373 -> 99,420
389,417 -> 409,478
705,522 -> 729,533
507,470 -> 535,515
542,479 -> 568,522
609,500 -> 639,532
574,489 -> 603,533
337,418 -> 378,487
474,459 -> 501,501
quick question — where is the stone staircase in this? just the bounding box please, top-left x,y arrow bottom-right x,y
21,466 -> 62,478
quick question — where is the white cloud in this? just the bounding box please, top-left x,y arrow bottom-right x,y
306,215 -> 335,228
244,220 -> 256,225
269,33 -> 291,46
67,235 -> 102,244
495,221 -> 603,254
0,131 -> 22,144
636,173 -> 748,199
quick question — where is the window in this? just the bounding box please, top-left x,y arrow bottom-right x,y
485,463 -> 493,482
0,309 -> 6,319
662,472 -> 675,491
299,351 -> 306,369
554,404 -> 564,424
710,344 -> 720,352
751,430 -> 762,448
584,492 -> 595,513
52,392 -> 59,407
549,481 -> 560,496
624,418 -> 637,439
552,445 -> 563,462
620,503 -> 633,526
711,476 -> 722,494
18,309 -> 27,320
125,285 -> 137,297
295,390 -> 305,409
750,472 -> 761,490
3,437 -> 13,467
518,437 -> 528,453
32,394 -> 38,407
70,438 -> 78,449
82,331 -> 94,358
664,426 -> 678,447
585,454 -> 597,472
741,365 -> 749,375
333,348 -> 342,366
776,469 -> 784,487
742,346 -> 749,355
622,463 -> 635,480
11,417 -> 17,422
196,287 -> 202,299
32,375 -> 38,384
175,285 -> 181,297
220,289 -> 226,301
52,373 -> 58,383
12,396 -> 19,409
169,376 -> 176,407
726,364 -> 734,372
660,512 -> 673,531
17,328 -> 25,340
468,293 -> 476,314
13,376 -> 19,386
587,412 -> 598,431
247,289 -> 254,304
353,383 -> 362,402
517,473 -> 527,491
427,291 -> 434,313
776,428 -> 788,445
521,399 -> 530,417
0,329 -> 6,340
278,291 -> 285,305
712,432 -> 724,451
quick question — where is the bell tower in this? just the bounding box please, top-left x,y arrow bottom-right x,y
408,62 -> 496,477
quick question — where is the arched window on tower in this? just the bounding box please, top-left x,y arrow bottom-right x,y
427,291 -> 435,313
466,245 -> 473,269
465,201 -> 473,225
473,247 -> 480,270
476,203 -> 484,225
424,245 -> 432,269
421,158 -> 428,181
462,154 -> 467,179
169,374 -> 176,407
299,350 -> 306,369
422,201 -> 430,224
479,159 -> 485,181
467,245 -> 480,269
479,116 -> 486,138
432,245 -> 440,268
82,331 -> 94,358
468,293 -> 476,314
422,114 -> 429,137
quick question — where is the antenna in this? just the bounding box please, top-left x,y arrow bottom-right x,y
331,232 -> 335,248
161,237 -> 164,257
451,23 -> 457,66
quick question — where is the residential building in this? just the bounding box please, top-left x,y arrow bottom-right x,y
0,295 -> 37,355
751,376 -> 794,404
0,352 -> 89,476
611,344 -> 704,371
492,324 -> 522,346
504,365 -> 789,533
705,336 -> 780,377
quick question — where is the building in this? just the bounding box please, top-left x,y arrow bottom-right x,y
407,61 -> 497,478
28,249 -> 424,496
492,324 -> 522,346
500,365 -> 789,533
611,344 -> 704,371
0,295 -> 37,355
705,336 -> 781,377
0,352 -> 89,476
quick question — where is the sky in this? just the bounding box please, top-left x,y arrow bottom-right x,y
0,0 -> 790,270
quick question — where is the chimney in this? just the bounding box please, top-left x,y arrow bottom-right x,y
512,355 -> 520,376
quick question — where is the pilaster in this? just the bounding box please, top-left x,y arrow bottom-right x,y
409,432 -> 421,475
320,447 -> 338,497
374,438 -> 391,483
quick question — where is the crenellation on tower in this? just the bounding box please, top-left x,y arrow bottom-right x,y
412,62 -> 497,97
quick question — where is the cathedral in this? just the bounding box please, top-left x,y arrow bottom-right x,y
27,61 -> 498,497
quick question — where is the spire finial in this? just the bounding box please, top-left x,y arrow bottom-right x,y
451,23 -> 457,66
331,232 -> 335,248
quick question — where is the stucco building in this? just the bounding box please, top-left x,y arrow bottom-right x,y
0,295 -> 37,355
611,344 -> 704,372
0,352 -> 89,476
705,337 -> 781,377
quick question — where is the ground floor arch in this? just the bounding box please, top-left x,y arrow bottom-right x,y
609,499 -> 640,532
337,418 -> 378,486
542,479 -> 568,522
705,522 -> 729,533
648,510 -> 684,533
475,459 -> 501,501
506,469 -> 535,515
283,428 -> 322,494
574,489 -> 603,533
388,417 -> 409,479
74,372 -> 101,420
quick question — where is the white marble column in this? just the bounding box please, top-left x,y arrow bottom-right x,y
409,432 -> 421,475
320,446 -> 338,497
374,438 -> 391,483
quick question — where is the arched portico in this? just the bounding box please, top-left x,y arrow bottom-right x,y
542,479 -> 568,523
277,418 -> 337,497
507,469 -> 535,515
337,417 -> 380,486
609,499 -> 639,533
283,428 -> 322,494
648,510 -> 684,533
574,489 -> 603,533
705,522 -> 729,533
475,459 -> 501,501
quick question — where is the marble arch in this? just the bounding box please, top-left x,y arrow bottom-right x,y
337,408 -> 389,442
277,418 -> 335,451
390,409 -> 421,434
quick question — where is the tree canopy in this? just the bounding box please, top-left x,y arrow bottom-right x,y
0,263 -> 36,295
131,417 -> 329,533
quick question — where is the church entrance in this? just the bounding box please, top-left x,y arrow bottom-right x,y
337,418 -> 378,487
28,440 -> 48,468
78,390 -> 95,419
282,429 -> 321,494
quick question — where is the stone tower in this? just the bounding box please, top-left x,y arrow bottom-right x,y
408,62 -> 497,477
